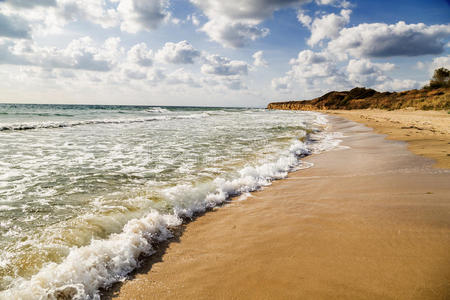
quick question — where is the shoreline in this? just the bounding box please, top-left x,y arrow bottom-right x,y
326,109 -> 450,168
108,115 -> 450,299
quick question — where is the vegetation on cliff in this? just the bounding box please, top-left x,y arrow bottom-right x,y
267,68 -> 450,111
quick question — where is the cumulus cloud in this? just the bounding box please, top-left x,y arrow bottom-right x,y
0,36 -> 123,71
0,0 -> 119,36
222,77 -> 247,90
122,64 -> 147,80
415,55 -> 450,76
0,13 -> 31,38
430,55 -> 450,71
329,21 -> 450,58
252,50 -> 267,67
346,58 -> 394,86
187,14 -> 200,26
116,0 -> 170,33
191,0 -> 309,47
0,39 -> 30,65
271,76 -> 291,91
297,11 -> 311,28
200,18 -> 269,48
288,50 -> 340,79
201,54 -> 248,76
156,40 -> 200,64
271,49 -> 350,94
306,9 -> 351,46
127,43 -> 153,66
57,0 -> 119,29
315,0 -> 351,8
271,48 -> 425,96
375,79 -> 422,91
191,0 -> 305,22
166,68 -> 201,87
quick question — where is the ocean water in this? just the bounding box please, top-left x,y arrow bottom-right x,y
0,104 -> 341,299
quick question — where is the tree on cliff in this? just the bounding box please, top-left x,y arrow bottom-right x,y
427,67 -> 450,89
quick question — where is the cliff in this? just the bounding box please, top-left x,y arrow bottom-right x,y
267,87 -> 450,111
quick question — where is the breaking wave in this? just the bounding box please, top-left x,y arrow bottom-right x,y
0,113 -> 208,132
0,124 -> 343,299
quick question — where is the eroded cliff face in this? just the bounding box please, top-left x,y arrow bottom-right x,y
267,87 -> 450,111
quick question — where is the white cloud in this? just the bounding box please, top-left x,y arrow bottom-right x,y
167,68 -> 202,87
201,54 -> 248,76
200,18 -> 269,48
346,58 -> 394,86
127,43 -> 153,66
307,9 -> 351,46
271,50 -> 349,95
297,11 -> 311,28
415,61 -> 425,70
329,21 -> 450,58
413,55 -> 450,76
191,0 -> 309,47
116,0 -> 170,33
191,0 -> 305,22
0,0 -> 119,36
252,50 -> 267,67
0,36 -> 123,72
375,79 -> 422,91
57,0 -> 119,29
222,77 -> 247,90
315,0 -> 351,8
430,55 -> 450,71
271,76 -> 291,91
146,68 -> 166,83
271,50 -> 422,95
156,40 -> 200,64
187,14 -> 200,26
122,64 -> 148,80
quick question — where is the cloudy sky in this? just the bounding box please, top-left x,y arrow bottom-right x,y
0,0 -> 449,107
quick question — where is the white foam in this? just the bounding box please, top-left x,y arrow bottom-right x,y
146,107 -> 171,114
1,113 -> 342,299
0,113 -> 209,131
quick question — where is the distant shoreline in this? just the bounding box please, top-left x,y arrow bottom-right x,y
325,109 -> 450,168
267,87 -> 450,111
267,86 -> 450,168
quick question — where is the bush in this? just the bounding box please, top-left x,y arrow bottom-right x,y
428,67 -> 450,89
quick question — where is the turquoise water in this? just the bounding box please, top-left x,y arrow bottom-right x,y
0,104 -> 340,299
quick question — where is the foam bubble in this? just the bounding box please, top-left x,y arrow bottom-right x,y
0,112 -> 343,299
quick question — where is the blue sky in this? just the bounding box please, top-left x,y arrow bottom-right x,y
0,0 -> 449,107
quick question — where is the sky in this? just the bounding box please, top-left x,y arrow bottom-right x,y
0,0 -> 449,107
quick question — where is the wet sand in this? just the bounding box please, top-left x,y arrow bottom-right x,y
110,116 -> 450,299
328,109 -> 450,168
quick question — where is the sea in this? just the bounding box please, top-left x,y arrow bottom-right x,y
0,103 -> 342,299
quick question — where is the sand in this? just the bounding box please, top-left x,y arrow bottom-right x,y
327,109 -> 450,168
109,116 -> 450,299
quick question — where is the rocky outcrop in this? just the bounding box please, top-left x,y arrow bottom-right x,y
267,87 -> 450,111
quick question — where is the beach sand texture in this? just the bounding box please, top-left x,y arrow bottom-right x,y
110,116 -> 450,299
328,109 -> 450,169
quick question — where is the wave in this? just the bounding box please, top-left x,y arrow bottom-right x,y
0,113 -> 208,132
0,117 -> 342,299
146,107 -> 171,114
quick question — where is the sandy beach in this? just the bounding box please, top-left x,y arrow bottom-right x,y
328,109 -> 450,168
109,115 -> 450,299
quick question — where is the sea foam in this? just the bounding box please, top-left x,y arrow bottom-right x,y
0,113 -> 207,131
0,114 -> 342,300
